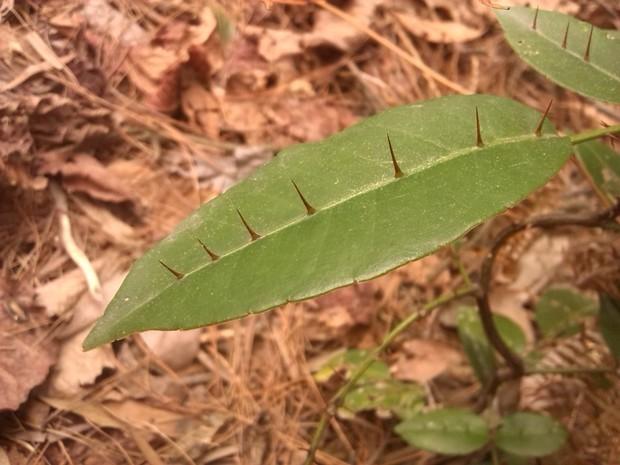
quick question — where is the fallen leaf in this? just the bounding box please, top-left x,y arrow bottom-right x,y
510,235 -> 569,295
141,329 -> 202,371
36,258 -> 110,318
125,7 -> 217,112
82,0 -> 147,46
0,312 -> 56,410
255,0 -> 382,62
391,339 -> 462,383
45,272 -> 124,395
43,396 -> 223,439
48,328 -> 116,396
38,152 -> 135,204
395,13 -> 484,44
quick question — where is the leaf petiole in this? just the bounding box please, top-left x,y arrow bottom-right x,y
570,124 -> 620,146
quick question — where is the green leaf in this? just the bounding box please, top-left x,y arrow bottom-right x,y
343,379 -> 425,418
496,6 -> 620,103
495,412 -> 567,457
395,408 -> 489,455
313,349 -> 390,383
575,140 -> 620,202
599,294 -> 620,359
314,349 -> 424,418
457,307 -> 526,384
83,95 -> 571,350
535,287 -> 598,338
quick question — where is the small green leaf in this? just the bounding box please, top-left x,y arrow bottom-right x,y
313,349 -> 390,383
343,379 -> 425,418
495,412 -> 567,457
599,294 -> 620,359
457,307 -> 526,384
84,95 -> 571,350
212,5 -> 235,44
395,408 -> 489,455
575,140 -> 620,202
314,349 -> 424,418
496,7 -> 620,103
535,287 -> 598,338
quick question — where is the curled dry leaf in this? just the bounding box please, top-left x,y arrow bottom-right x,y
48,328 -> 116,396
82,0 -> 147,47
140,329 -> 202,371
255,0 -> 382,62
38,152 -> 135,204
125,7 -> 217,112
0,92 -> 116,191
391,339 -> 462,384
48,272 -> 124,397
395,13 -> 484,44
0,312 -> 56,410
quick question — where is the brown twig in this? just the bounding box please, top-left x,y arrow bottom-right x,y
475,200 -> 620,389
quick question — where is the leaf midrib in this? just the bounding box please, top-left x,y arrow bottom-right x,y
118,132 -> 561,319
510,12 -> 619,83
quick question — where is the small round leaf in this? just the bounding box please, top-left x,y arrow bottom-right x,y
395,408 -> 489,455
495,412 -> 567,457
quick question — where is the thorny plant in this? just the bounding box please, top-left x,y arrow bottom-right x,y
83,4 -> 620,464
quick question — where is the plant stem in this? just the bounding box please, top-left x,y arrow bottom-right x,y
303,286 -> 477,465
570,124 -> 620,145
475,201 -> 620,408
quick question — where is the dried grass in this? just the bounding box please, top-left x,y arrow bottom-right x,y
1,0 -> 619,464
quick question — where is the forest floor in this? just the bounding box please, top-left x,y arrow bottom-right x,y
1,1 -> 619,464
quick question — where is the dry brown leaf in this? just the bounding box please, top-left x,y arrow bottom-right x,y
43,396 -> 208,438
82,0 -> 147,46
0,312 -> 56,410
72,196 -> 139,247
38,152 -> 135,204
510,235 -> 569,294
36,263 -> 101,318
44,272 -> 123,395
48,328 -> 116,396
141,329 -> 202,371
255,0 -> 382,62
395,13 -> 484,44
125,7 -> 217,112
181,82 -> 221,139
58,272 -> 125,338
391,339 -> 462,383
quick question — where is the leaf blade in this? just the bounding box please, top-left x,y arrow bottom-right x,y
575,140 -> 620,202
496,7 -> 620,103
495,412 -> 567,457
599,294 -> 620,359
535,287 -> 598,338
457,307 -> 526,384
395,408 -> 489,454
84,95 -> 571,349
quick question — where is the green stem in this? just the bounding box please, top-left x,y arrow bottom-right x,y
570,124 -> 620,145
303,285 -> 477,465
